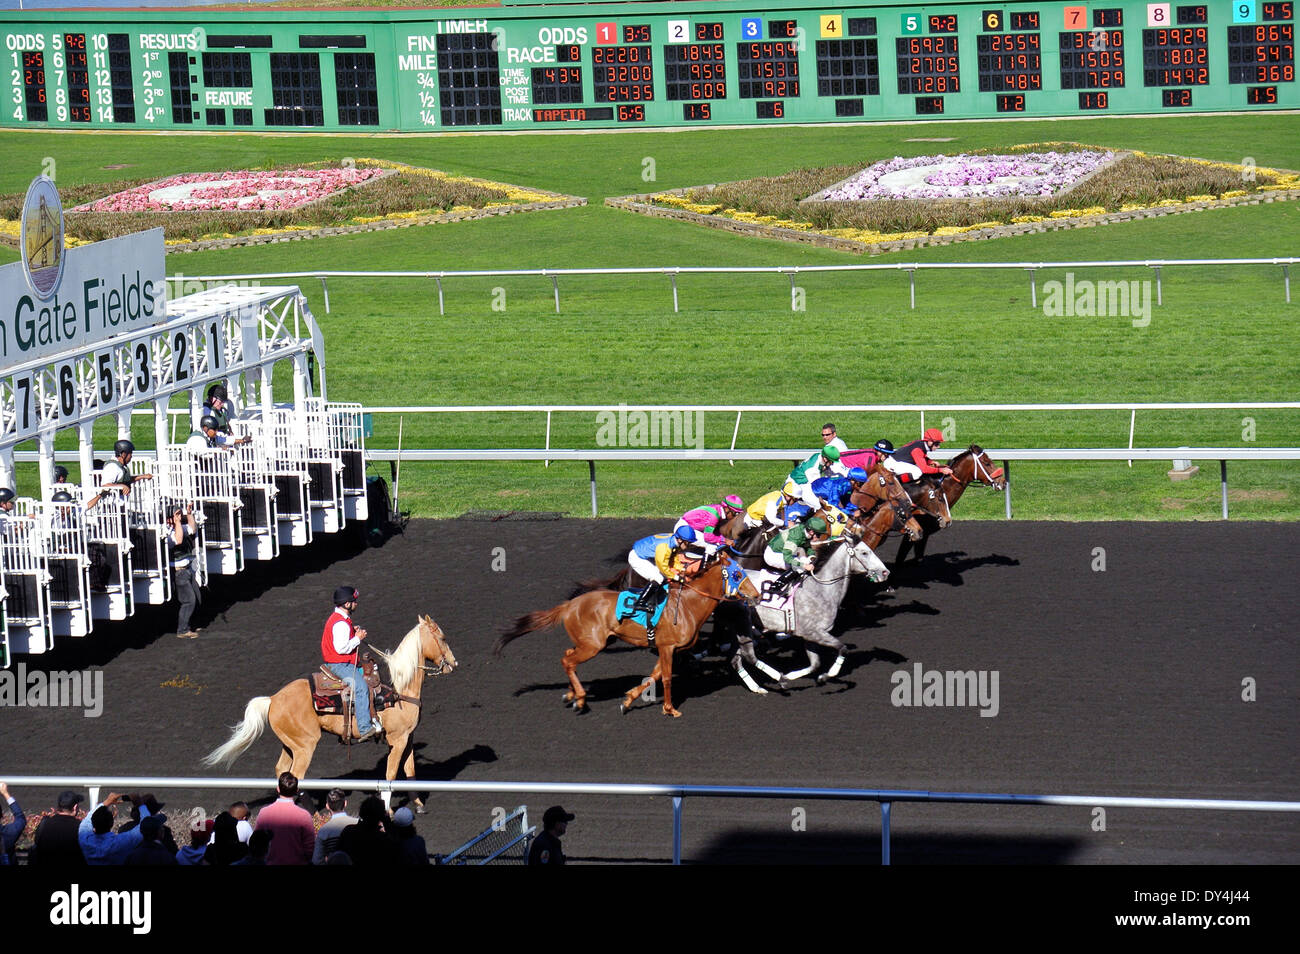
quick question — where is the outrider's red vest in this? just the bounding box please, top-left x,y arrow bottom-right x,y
321,610 -> 357,664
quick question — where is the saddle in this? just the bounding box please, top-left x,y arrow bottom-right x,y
310,652 -> 402,718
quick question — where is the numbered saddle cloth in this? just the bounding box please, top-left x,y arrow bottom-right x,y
615,590 -> 668,629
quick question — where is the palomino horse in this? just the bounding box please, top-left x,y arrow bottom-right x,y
203,616 -> 457,795
731,533 -> 885,691
495,555 -> 759,718
894,445 -> 1007,565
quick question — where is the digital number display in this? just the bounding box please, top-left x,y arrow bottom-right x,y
1060,30 -> 1126,88
1228,24 -> 1295,84
897,34 -> 961,92
816,38 -> 880,96
738,41 -> 800,97
665,44 -> 727,100
531,66 -> 583,104
0,3 -> 1293,132
978,33 -> 1043,90
593,45 -> 654,102
1143,27 -> 1208,86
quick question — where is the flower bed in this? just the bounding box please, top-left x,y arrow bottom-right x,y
73,167 -> 386,213
812,150 -> 1115,201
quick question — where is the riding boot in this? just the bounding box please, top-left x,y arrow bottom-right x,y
632,580 -> 661,614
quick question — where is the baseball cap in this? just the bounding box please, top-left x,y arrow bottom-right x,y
543,806 -> 575,828
392,806 -> 414,828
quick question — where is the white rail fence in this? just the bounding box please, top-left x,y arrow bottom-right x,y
179,258 -> 1299,313
355,401 -> 1300,519
4,775 -> 1297,865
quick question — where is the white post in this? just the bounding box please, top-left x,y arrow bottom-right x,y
1128,408 -> 1136,467
37,433 -> 55,499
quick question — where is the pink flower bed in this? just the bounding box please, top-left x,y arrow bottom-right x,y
820,151 -> 1114,201
75,167 -> 384,212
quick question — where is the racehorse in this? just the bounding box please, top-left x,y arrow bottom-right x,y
495,554 -> 759,718
894,445 -> 1007,565
203,616 -> 457,798
851,500 -> 925,550
730,533 -> 885,691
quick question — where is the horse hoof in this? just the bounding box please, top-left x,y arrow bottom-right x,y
620,700 -> 631,715
778,678 -> 792,690
664,708 -> 682,718
816,674 -> 829,686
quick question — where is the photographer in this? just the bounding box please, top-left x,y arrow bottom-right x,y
168,503 -> 201,639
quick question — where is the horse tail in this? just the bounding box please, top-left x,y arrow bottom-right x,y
566,570 -> 628,599
493,602 -> 571,657
202,696 -> 272,769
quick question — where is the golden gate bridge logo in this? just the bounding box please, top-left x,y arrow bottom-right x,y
20,175 -> 65,300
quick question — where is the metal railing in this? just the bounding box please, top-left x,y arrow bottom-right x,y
176,257 -> 1299,313
5,775 -> 1297,865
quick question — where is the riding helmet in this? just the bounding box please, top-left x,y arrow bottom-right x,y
208,384 -> 228,402
806,516 -> 829,534
848,467 -> 869,482
51,490 -> 74,503
114,439 -> 135,457
923,427 -> 945,443
0,488 -> 14,504
873,439 -> 894,455
673,526 -> 697,545
722,494 -> 745,512
333,585 -> 359,606
820,445 -> 841,461
54,465 -> 69,481
200,415 -> 221,431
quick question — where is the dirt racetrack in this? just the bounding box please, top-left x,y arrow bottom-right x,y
4,518 -> 1297,864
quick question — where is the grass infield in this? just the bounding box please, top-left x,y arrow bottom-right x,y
0,114 -> 1296,519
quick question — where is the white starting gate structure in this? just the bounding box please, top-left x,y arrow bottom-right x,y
1,217 -> 370,663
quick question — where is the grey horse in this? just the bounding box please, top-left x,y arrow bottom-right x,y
731,534 -> 889,692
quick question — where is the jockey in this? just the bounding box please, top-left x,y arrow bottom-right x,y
887,428 -> 953,483
744,489 -> 786,530
673,495 -> 744,551
628,526 -> 699,636
784,445 -> 847,508
321,586 -> 380,742
782,502 -> 813,528
763,515 -> 830,592
811,467 -> 867,518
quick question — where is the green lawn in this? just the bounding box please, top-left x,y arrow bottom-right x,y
1,115 -> 1296,518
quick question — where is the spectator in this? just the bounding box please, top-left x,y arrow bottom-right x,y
390,806 -> 430,865
177,819 -> 213,865
232,829 -> 274,866
126,814 -> 178,866
336,796 -> 398,867
1,783 -> 25,865
28,790 -> 86,867
255,772 -> 315,865
79,792 -> 151,865
313,789 -> 358,865
528,806 -> 574,866
204,812 -> 249,866
227,802 -> 254,843
821,423 -> 849,455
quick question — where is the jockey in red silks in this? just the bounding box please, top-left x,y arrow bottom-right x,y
885,429 -> 954,483
673,495 -> 745,551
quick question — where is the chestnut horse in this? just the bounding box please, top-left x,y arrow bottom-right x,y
894,445 -> 1007,565
203,615 -> 457,794
852,500 -> 924,550
494,555 -> 759,718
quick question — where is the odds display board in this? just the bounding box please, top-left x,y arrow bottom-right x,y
0,0 -> 1293,131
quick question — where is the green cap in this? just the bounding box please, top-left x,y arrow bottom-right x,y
806,516 -> 828,533
820,445 -> 840,461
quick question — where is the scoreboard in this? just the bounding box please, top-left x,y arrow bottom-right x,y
1,1 -> 1293,131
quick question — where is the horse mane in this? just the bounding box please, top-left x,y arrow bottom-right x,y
384,620 -> 424,693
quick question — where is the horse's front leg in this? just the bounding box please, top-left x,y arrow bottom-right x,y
731,636 -> 768,694
659,646 -> 682,718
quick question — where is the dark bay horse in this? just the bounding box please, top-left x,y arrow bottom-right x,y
203,616 -> 457,795
894,445 -> 1007,565
495,555 -> 759,718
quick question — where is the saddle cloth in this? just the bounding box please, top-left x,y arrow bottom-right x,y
745,569 -> 798,632
615,590 -> 668,629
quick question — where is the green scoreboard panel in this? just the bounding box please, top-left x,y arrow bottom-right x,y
1,0 -> 1293,131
